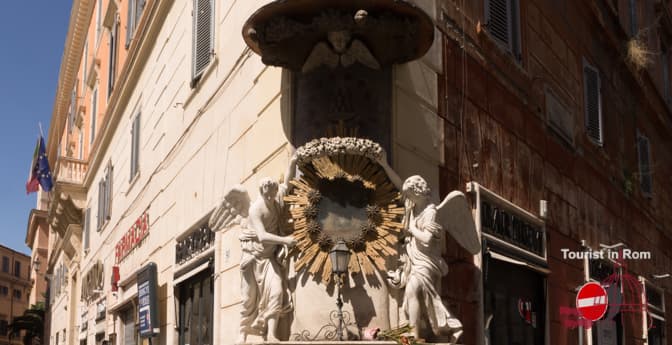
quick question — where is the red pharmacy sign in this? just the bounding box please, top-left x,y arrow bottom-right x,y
576,282 -> 608,321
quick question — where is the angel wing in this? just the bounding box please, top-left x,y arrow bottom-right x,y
436,190 -> 481,255
302,42 -> 339,73
341,39 -> 380,70
208,185 -> 251,232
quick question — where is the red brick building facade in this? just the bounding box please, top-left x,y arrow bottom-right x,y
436,0 -> 672,344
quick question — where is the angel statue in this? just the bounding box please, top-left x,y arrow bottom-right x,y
302,30 -> 381,73
377,157 -> 481,343
209,156 -> 299,343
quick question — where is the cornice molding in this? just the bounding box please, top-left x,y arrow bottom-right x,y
46,0 -> 94,162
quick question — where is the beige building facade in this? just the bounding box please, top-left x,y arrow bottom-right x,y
39,0 -> 444,345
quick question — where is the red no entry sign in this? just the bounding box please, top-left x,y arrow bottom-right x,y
576,282 -> 609,321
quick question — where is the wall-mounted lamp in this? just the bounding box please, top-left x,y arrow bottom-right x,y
33,257 -> 41,273
329,239 -> 351,341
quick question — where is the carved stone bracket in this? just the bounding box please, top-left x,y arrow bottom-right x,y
242,0 -> 434,70
49,192 -> 83,238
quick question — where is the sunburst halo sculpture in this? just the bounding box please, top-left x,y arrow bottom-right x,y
285,137 -> 405,284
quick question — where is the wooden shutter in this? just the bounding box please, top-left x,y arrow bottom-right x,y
91,87 -> 98,144
629,0 -> 637,36
663,50 -> 670,104
108,16 -> 118,98
126,0 -> 134,47
83,208 -> 90,251
97,179 -> 105,229
68,86 -> 77,133
486,0 -> 514,53
583,61 -> 602,144
637,133 -> 652,196
105,164 -> 113,220
192,0 -> 214,80
130,113 -> 140,179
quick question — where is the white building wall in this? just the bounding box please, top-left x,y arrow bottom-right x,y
76,0 -> 443,344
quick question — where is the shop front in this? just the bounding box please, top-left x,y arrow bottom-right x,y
174,219 -> 215,345
468,182 -> 549,345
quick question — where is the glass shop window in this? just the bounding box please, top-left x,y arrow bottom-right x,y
484,255 -> 546,345
120,306 -> 139,345
177,269 -> 213,345
646,284 -> 666,345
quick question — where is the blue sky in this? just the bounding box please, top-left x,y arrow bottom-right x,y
0,3 -> 72,255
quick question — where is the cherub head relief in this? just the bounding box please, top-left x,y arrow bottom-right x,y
259,177 -> 279,203
302,10 -> 380,73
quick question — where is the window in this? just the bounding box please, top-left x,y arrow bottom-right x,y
663,49 -> 670,104
69,86 -> 77,133
130,113 -> 140,180
0,320 -> 6,336
637,132 -> 652,197
629,0 -> 637,36
14,261 -> 21,278
97,163 -> 113,230
83,39 -> 88,93
191,0 -> 214,85
83,207 -> 91,252
583,60 -> 603,144
0,286 -> 7,296
79,130 -> 84,160
178,269 -> 214,345
484,256 -> 546,345
121,307 -> 138,345
126,0 -> 146,48
95,0 -> 102,47
645,283 -> 666,345
108,14 -> 119,98
1,256 -> 8,273
91,84 -> 98,144
13,289 -> 21,299
484,0 -> 521,61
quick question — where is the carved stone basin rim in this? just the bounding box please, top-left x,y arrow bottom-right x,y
242,0 -> 435,70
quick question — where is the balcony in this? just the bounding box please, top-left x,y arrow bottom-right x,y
54,157 -> 88,185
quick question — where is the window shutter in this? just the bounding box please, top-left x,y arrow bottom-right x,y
69,86 -> 77,133
97,180 -> 104,230
192,0 -> 214,80
130,122 -> 136,180
126,0 -> 133,48
130,113 -> 140,179
108,16 -> 118,98
663,50 -> 670,104
104,164 -> 113,220
583,62 -> 602,144
486,0 -> 512,52
84,208 -> 90,251
137,0 -> 146,27
629,0 -> 637,36
637,133 -> 652,196
91,87 -> 98,144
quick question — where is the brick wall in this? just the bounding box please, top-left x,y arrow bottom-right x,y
437,0 -> 672,343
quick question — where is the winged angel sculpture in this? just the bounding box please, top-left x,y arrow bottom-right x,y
378,157 -> 480,343
302,30 -> 380,73
209,158 -> 298,343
